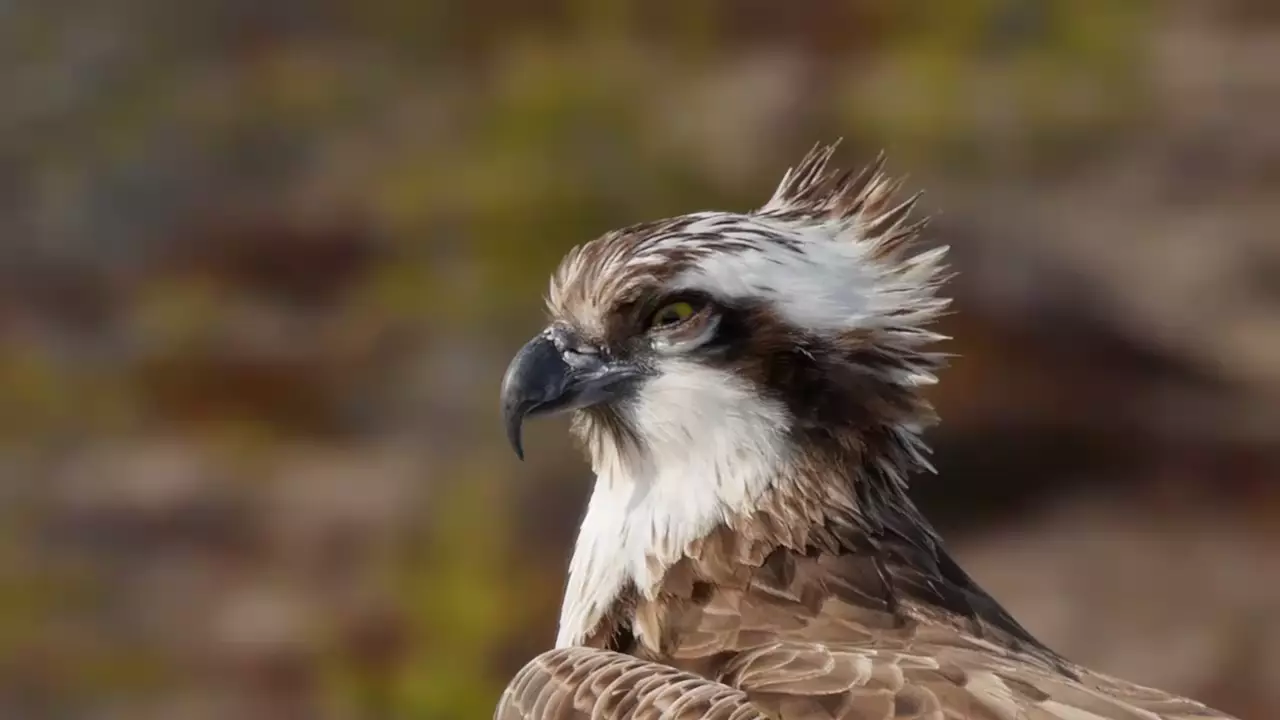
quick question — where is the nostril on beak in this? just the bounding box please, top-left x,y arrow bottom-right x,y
562,345 -> 604,371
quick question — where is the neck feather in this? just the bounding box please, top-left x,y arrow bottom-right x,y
553,397 -> 936,649
554,364 -> 792,647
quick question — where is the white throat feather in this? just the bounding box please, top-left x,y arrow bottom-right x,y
554,360 -> 791,648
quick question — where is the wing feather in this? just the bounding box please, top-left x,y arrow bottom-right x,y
719,641 -> 1237,720
493,646 -> 771,720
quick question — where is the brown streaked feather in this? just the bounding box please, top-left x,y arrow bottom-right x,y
861,192 -> 923,252
497,641 -> 1229,720
498,512 -> 1237,719
722,640 -> 1228,720
493,646 -> 770,720
569,480 -> 1232,719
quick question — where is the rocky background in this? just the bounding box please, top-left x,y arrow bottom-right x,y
0,1 -> 1278,718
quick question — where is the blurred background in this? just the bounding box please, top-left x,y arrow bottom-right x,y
2,0 -> 1279,718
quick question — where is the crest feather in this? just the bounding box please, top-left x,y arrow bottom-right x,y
548,141 -> 949,345
758,142 -> 928,265
761,142 -> 884,215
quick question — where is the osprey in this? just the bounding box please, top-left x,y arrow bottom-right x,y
495,143 -> 1237,720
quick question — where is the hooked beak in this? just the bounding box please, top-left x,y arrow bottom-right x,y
499,328 -> 640,459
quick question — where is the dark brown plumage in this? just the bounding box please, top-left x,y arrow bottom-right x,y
495,143 -> 1239,720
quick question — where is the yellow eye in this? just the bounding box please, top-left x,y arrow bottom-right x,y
649,300 -> 698,329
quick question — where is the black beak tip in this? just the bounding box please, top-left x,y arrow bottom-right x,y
501,391 -> 530,461
506,420 -> 526,461
501,332 -> 566,461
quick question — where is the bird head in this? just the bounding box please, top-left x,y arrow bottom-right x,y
502,144 -> 949,475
